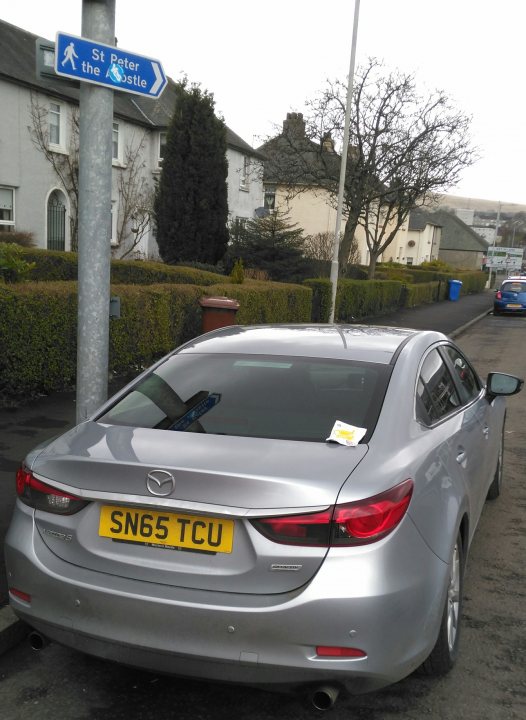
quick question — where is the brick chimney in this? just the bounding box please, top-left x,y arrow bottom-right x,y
322,133 -> 335,153
282,112 -> 306,139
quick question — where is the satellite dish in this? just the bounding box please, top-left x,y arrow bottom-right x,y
254,207 -> 269,218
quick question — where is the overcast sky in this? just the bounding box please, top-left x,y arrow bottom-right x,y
3,1 -> 525,205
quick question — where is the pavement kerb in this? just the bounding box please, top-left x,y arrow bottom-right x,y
449,308 -> 492,339
0,304 -> 493,658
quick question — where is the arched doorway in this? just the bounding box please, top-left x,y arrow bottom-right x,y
47,190 -> 66,250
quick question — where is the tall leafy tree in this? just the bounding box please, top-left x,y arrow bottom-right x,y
154,80 -> 229,265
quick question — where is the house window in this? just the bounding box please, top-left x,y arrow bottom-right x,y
240,156 -> 250,190
112,122 -> 120,161
0,187 -> 15,228
264,184 -> 276,211
158,132 -> 167,165
406,257 -> 414,266
48,102 -> 63,147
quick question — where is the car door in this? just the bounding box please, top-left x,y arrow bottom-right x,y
413,347 -> 489,558
440,344 -> 494,526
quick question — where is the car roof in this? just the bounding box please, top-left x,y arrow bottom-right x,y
177,324 -> 443,365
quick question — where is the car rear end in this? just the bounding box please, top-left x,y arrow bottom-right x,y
4,326 -> 448,694
494,278 -> 526,314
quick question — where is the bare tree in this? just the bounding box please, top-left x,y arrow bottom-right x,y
310,60 -> 477,276
114,132 -> 155,259
304,231 -> 359,267
28,91 -> 79,248
29,94 -> 154,258
262,59 -> 477,277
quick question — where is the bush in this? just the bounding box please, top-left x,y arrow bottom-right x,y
0,231 -> 35,247
202,280 -> 312,325
0,243 -> 36,282
404,281 -> 443,307
305,278 -> 405,322
16,248 -> 227,285
230,258 -> 244,284
0,279 -> 311,404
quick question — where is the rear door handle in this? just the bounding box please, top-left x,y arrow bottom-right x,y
456,451 -> 467,464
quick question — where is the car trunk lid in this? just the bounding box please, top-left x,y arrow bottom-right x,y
32,422 -> 368,594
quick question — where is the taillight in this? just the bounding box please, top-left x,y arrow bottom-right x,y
496,291 -> 502,300
16,465 -> 88,515
252,479 -> 413,547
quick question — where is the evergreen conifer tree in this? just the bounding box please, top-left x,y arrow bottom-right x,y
228,211 -> 309,282
154,80 -> 229,265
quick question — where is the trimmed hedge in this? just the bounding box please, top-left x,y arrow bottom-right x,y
306,271 -> 487,322
305,279 -> 405,322
0,280 -> 311,404
202,280 -> 312,325
17,248 -> 226,286
0,282 -> 78,400
404,281 -> 444,307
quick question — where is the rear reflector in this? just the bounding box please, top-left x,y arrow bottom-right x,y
9,588 -> 31,603
316,646 -> 366,658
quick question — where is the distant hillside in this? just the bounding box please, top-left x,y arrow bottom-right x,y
436,194 -> 526,216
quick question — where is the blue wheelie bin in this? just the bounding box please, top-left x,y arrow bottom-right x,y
448,279 -> 462,301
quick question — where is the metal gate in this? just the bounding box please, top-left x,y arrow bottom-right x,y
47,193 -> 66,250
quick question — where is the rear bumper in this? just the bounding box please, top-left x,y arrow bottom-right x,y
5,505 -> 448,694
494,301 -> 526,313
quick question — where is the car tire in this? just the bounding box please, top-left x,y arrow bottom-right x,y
487,420 -> 505,501
420,532 -> 464,676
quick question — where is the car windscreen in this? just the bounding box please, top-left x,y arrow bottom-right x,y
97,354 -> 390,443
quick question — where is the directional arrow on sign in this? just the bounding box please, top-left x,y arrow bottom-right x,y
55,32 -> 167,98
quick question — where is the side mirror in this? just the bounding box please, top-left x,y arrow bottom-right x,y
486,372 -> 524,398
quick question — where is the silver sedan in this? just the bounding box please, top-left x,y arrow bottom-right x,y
5,325 -> 522,709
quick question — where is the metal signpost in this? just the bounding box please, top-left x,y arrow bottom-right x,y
55,32 -> 167,97
54,1 -> 167,423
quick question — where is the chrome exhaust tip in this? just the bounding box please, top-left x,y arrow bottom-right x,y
311,685 -> 340,710
28,630 -> 48,651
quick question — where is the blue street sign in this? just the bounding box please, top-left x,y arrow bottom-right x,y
55,32 -> 167,98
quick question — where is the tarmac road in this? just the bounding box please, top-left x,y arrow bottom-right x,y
0,305 -> 524,719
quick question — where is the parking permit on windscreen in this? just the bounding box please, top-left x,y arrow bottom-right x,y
326,421 -> 367,446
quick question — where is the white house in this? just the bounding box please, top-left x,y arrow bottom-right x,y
0,19 -> 264,259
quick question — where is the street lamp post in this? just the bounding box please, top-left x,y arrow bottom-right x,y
328,0 -> 360,324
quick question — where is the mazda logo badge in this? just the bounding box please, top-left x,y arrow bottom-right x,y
146,470 -> 175,497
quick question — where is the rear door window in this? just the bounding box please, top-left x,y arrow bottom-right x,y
441,346 -> 481,404
416,349 -> 460,425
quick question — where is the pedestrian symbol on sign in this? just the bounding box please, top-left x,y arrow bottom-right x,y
61,41 -> 78,70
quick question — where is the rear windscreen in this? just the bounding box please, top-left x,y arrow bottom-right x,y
97,354 -> 390,443
502,282 -> 526,293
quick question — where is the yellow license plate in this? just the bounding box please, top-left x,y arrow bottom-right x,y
99,505 -> 234,553
506,303 -> 522,308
